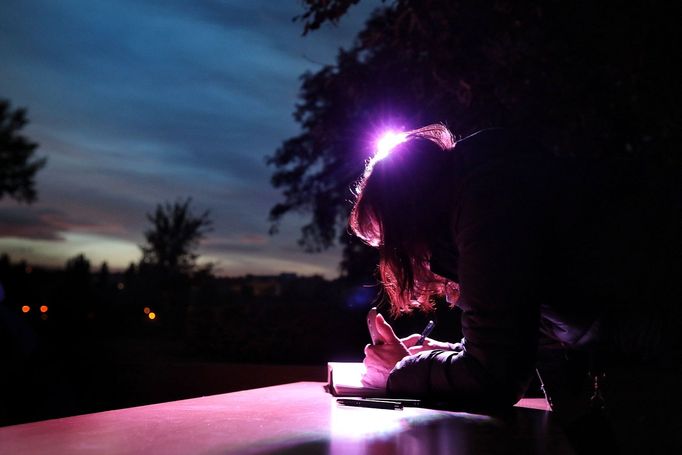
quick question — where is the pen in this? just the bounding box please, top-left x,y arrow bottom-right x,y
415,320 -> 435,346
364,398 -> 422,407
337,398 -> 403,410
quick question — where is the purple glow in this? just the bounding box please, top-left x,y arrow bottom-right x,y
374,131 -> 407,162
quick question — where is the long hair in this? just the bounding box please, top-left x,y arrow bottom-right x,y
350,124 -> 460,315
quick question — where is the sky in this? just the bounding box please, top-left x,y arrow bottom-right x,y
0,0 -> 381,278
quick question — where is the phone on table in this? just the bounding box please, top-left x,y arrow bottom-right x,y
367,307 -> 383,345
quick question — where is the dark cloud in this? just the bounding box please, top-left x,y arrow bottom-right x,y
0,207 -> 68,240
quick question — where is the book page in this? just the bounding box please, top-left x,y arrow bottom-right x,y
327,362 -> 384,397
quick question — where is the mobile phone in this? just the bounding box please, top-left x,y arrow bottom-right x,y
367,307 -> 384,345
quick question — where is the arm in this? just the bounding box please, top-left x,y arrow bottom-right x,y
387,162 -> 548,407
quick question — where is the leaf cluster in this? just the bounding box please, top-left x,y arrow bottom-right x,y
295,0 -> 365,36
0,99 -> 47,203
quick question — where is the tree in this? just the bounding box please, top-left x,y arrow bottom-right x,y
97,262 -> 110,287
140,198 -> 212,276
0,99 -> 47,203
269,0 -> 681,277
63,253 -> 94,323
65,253 -> 91,277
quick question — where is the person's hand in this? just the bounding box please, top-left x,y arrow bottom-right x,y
361,313 -> 409,390
401,334 -> 453,355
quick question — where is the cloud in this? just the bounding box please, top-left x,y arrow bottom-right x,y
0,205 -> 130,240
0,207 -> 65,240
0,0 -> 380,277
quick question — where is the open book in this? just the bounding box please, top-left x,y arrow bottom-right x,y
326,362 -> 385,397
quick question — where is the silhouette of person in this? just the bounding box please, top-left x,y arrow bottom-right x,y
351,125 -> 681,452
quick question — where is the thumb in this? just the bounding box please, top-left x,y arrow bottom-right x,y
376,313 -> 401,344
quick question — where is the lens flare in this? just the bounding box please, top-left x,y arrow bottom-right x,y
374,131 -> 407,162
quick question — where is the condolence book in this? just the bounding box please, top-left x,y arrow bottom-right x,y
326,362 -> 385,397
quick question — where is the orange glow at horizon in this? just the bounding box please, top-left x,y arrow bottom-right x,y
21,305 -> 30,313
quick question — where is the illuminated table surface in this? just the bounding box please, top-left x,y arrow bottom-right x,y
0,382 -> 573,454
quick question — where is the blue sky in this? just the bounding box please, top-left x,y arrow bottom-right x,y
0,0 -> 381,278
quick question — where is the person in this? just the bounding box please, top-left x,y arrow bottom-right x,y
350,124 -> 681,452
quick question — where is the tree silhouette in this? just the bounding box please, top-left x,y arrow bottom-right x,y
63,253 -> 94,326
270,0 -> 681,277
141,198 -> 213,276
0,99 -> 47,203
295,0 -> 362,36
65,253 -> 91,276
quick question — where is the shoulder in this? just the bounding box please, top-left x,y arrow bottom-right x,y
449,130 -> 560,265
448,128 -> 556,212
453,128 -> 548,169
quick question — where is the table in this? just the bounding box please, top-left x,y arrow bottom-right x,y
0,382 -> 573,454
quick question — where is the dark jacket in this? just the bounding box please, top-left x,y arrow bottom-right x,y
386,128 -> 682,409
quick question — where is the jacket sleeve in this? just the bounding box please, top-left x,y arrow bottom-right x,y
387,160 -> 548,407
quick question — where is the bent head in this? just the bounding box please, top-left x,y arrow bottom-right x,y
349,124 -> 458,313
351,124 -> 455,246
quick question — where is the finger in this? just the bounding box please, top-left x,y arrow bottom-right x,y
401,334 -> 422,347
376,313 -> 401,344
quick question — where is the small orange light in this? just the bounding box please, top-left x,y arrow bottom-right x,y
21,305 -> 30,313
148,312 -> 156,320
40,305 -> 48,313
143,307 -> 151,314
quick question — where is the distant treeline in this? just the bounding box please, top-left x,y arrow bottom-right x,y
1,253 -> 459,365
0,253 -> 464,363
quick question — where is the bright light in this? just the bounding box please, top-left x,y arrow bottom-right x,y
40,305 -> 48,313
148,312 -> 156,320
375,131 -> 407,162
143,307 -> 151,314
21,305 -> 30,313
